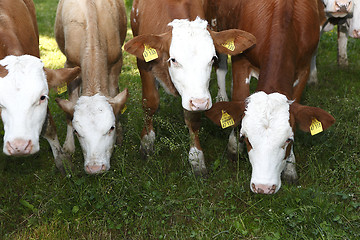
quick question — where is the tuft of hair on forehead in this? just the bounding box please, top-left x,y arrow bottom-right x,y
74,94 -> 114,122
242,91 -> 292,139
0,55 -> 46,90
0,55 -> 44,75
168,17 -> 209,36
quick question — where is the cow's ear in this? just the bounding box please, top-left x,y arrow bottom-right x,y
55,98 -> 75,118
124,31 -> 172,61
45,66 -> 81,88
205,101 -> 245,127
210,29 -> 256,56
109,88 -> 129,115
290,102 -> 335,132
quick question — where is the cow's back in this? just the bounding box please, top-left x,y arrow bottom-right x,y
55,0 -> 126,66
131,0 -> 205,36
0,0 -> 39,58
206,0 -> 321,91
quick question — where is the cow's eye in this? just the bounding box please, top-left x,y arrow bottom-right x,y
108,126 -> 115,134
168,58 -> 180,67
282,138 -> 293,149
40,95 -> 48,102
74,130 -> 79,137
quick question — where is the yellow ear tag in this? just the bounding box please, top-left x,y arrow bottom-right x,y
310,118 -> 323,136
57,82 -> 67,95
220,110 -> 235,129
121,104 -> 127,114
222,39 -> 236,52
143,44 -> 158,62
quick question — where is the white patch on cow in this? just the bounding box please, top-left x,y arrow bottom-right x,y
167,18 -> 215,111
338,25 -> 349,66
228,129 -> 244,156
282,145 -> 298,181
0,55 -> 48,155
72,94 -> 116,173
216,54 -> 229,102
140,130 -> 155,153
188,146 -> 206,174
63,124 -> 76,154
240,91 -> 294,194
293,79 -> 299,87
245,69 -> 259,84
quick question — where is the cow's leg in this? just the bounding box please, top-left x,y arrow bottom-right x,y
108,57 -> 123,146
138,61 -> 159,158
282,145 -> 298,183
42,109 -> 72,176
293,67 -> 310,103
226,56 -> 251,159
308,47 -> 319,84
216,53 -> 229,102
184,110 -> 207,176
62,61 -> 80,154
338,23 -> 349,67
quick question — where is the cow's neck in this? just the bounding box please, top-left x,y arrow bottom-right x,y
80,50 -> 108,96
80,5 -> 109,97
255,1 -> 296,99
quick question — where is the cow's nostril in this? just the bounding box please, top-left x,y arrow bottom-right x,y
251,183 -> 277,194
85,164 -> 107,174
189,98 -> 210,111
6,139 -> 33,155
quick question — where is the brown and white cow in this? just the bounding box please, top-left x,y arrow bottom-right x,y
54,0 -> 128,174
124,0 -> 256,176
205,0 -> 335,194
0,0 -> 80,174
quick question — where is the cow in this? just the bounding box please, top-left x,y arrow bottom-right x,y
54,0 -> 128,174
204,0 -> 335,194
124,0 -> 256,176
0,0 -> 80,175
310,0 -> 360,84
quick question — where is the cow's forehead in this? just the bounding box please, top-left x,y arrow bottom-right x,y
242,92 -> 293,145
0,55 -> 45,79
73,94 -> 115,133
0,55 -> 48,100
168,18 -> 215,61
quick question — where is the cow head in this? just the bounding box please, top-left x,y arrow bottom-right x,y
0,55 -> 80,156
56,89 -> 128,174
124,17 -> 255,111
206,91 -> 335,194
322,0 -> 354,17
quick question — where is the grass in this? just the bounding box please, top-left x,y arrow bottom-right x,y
0,0 -> 359,239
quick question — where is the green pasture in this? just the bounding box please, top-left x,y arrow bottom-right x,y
0,0 -> 359,239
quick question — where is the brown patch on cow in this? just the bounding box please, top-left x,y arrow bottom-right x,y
244,137 -> 253,152
0,66 -> 8,78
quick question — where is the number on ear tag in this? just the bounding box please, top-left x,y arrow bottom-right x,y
222,39 -> 236,52
143,44 -> 158,62
310,118 -> 323,136
57,82 -> 67,95
220,110 -> 235,129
